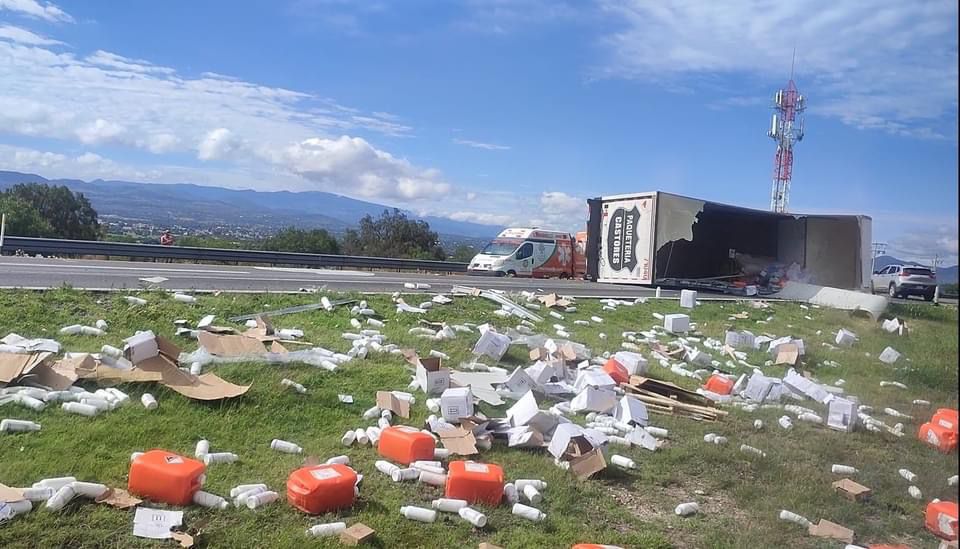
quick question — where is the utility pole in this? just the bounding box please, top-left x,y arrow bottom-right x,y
870,242 -> 887,275
932,254 -> 942,305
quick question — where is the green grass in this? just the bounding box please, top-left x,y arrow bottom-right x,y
0,288 -> 957,548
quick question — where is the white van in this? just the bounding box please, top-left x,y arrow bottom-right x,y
468,228 -> 582,278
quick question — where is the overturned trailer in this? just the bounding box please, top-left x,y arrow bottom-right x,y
584,191 -> 872,293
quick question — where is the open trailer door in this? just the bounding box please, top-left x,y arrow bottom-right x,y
592,193 -> 658,284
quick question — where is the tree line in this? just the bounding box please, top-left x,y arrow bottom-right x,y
2,183 -> 471,261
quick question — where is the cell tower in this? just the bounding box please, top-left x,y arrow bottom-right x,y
767,55 -> 805,213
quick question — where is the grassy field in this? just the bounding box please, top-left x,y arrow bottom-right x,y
0,288 -> 957,548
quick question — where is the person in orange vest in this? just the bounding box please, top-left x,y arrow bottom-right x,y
159,230 -> 175,246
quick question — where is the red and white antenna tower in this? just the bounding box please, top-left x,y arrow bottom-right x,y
767,52 -> 805,213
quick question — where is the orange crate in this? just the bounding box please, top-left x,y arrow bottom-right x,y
445,461 -> 504,506
919,422 -> 959,453
287,464 -> 357,515
703,374 -> 734,396
925,500 -> 958,541
128,449 -> 205,506
602,358 -> 629,385
377,426 -> 436,465
933,408 -> 959,433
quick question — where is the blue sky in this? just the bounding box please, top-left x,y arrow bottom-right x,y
0,0 -> 957,263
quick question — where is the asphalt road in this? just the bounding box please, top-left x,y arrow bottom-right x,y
0,256 -> 685,298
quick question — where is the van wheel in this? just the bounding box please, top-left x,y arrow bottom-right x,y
888,283 -> 898,298
559,272 -> 569,280
506,270 -> 516,278
923,291 -> 934,302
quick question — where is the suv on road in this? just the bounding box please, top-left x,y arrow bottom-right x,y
871,264 -> 937,300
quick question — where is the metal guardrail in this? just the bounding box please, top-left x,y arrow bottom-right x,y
0,236 -> 469,273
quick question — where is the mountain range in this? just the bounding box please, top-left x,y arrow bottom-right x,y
0,170 -> 502,241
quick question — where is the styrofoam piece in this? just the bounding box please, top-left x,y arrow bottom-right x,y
246,490 -> 280,509
193,490 -> 228,509
270,439 -> 303,454
203,452 -> 239,465
675,502 -> 699,516
61,402 -> 98,417
459,506 -> 488,527
1,419 -> 41,432
307,522 -> 347,537
512,503 -> 546,522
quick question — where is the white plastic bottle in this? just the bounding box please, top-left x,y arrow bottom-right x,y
100,345 -> 123,358
1,419 -> 41,432
432,498 -> 468,513
611,455 -> 636,469
740,444 -> 766,457
512,503 -> 546,522
675,502 -> 699,517
459,506 -> 488,527
140,393 -> 158,410
61,402 -> 98,417
418,471 -> 447,487
753,419 -> 764,430
400,505 -> 437,523
778,416 -> 794,430
898,468 -> 917,482
195,439 -> 210,458
907,485 -> 922,499
204,452 -> 239,465
173,293 -> 197,303
35,477 -> 76,490
832,464 -> 858,475
233,487 -> 267,507
325,455 -> 350,466
341,430 -> 356,446
229,483 -> 266,498
778,509 -> 811,528
44,485 -> 77,511
245,491 -> 279,509
391,468 -> 420,482
270,439 -> 303,454
70,481 -> 108,498
307,522 -> 347,537
21,487 -> 54,501
376,461 -> 401,477
503,483 -> 519,504
522,484 -> 543,504
193,490 -> 229,509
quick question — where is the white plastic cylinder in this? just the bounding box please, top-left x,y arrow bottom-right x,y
512,503 -> 546,522
712,436 -> 728,445
459,506 -> 488,527
432,498 -> 468,513
125,296 -> 147,305
270,439 -> 303,454
376,460 -> 401,477
522,484 -> 542,504
413,463 -> 444,475
21,487 -> 54,501
80,326 -> 104,336
391,468 -> 420,482
362,406 -> 381,420
675,502 -> 699,517
100,345 -> 122,358
778,416 -> 794,430
426,398 -> 441,413
80,397 -> 110,412
434,448 -> 450,460
233,486 -> 266,507
949,475 -> 959,487
646,426 -> 668,438
173,293 -> 197,303
204,452 -> 239,465
16,395 -> 46,411
195,439 -> 210,457
7,499 -> 32,514
62,402 -> 98,417
140,393 -> 158,410
193,490 -> 229,509
246,490 -> 280,509
1,419 -> 41,432
95,319 -> 108,330
365,427 -> 381,445
280,378 -> 307,394
611,455 -> 636,469
740,444 -> 765,457
703,433 -> 717,443
35,477 -> 76,491
515,479 -> 547,491
307,522 -> 347,537
44,485 -> 77,511
400,505 -> 437,523
832,464 -> 858,475
230,483 -> 267,498
355,428 -> 369,445
59,324 -> 83,335
797,413 -> 822,424
898,468 -> 917,482
326,455 -> 350,465
503,483 -> 519,504
418,471 -> 447,487
753,419 -> 764,430
190,361 -> 202,375
341,430 -> 356,446
778,509 -> 810,527
907,485 -> 922,499
71,481 -> 108,498
377,417 -> 391,430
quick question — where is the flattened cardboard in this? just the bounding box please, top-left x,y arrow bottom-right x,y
478,544 -> 505,549
197,331 -> 266,357
538,293 -> 572,308
162,369 -> 250,401
569,448 -> 606,480
436,427 -> 478,455
0,352 -> 52,384
376,391 -> 411,418
242,315 -> 277,342
0,483 -> 24,503
832,479 -> 871,502
91,365 -> 165,383
775,343 -> 799,366
340,523 -> 375,546
170,531 -> 194,548
270,341 -> 288,353
96,487 -> 142,509
808,519 -> 855,544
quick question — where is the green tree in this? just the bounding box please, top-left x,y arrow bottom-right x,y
0,195 -> 54,237
2,183 -> 101,240
260,227 -> 340,254
341,209 -> 445,260
449,244 -> 477,262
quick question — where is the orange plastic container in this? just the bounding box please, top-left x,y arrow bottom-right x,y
287,463 -> 357,515
933,408 -> 959,433
378,426 -> 436,465
602,358 -> 629,385
444,460 -> 504,506
128,449 -> 205,506
919,422 -> 959,453
925,500 -> 958,541
703,374 -> 734,396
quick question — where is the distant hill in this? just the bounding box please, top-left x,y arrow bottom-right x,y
874,255 -> 958,283
0,170 -> 502,240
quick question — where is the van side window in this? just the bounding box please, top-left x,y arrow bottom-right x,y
516,242 -> 533,260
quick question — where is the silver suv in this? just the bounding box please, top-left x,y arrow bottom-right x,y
871,264 -> 937,300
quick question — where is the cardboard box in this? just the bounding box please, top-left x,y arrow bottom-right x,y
774,343 -> 799,366
569,448 -> 607,480
879,346 -> 901,364
410,353 -> 450,395
827,397 -> 858,432
724,330 -> 756,349
506,391 -> 558,434
525,360 -> 559,385
574,370 -> 617,392
506,426 -> 545,448
679,289 -> 697,308
0,351 -> 54,384
503,366 -> 536,394
340,523 -> 375,546
472,330 -> 511,362
663,314 -> 690,334
123,331 -> 159,364
376,391 -> 411,418
440,387 -> 474,423
835,329 -> 857,347
616,395 -> 649,426
437,426 -> 479,455
570,386 -> 618,414
627,426 -> 658,450
613,351 -> 647,376
808,519 -> 855,544
833,478 -> 871,502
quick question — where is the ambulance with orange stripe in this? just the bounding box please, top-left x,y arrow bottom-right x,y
468,228 -> 586,278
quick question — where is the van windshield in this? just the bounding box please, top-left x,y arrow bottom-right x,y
481,240 -> 521,256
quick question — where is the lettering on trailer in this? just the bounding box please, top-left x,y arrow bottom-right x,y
606,206 -> 641,272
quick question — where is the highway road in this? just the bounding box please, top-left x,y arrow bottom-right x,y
0,256 -> 684,298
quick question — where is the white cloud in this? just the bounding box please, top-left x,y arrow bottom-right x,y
276,136 -> 452,201
75,118 -> 127,145
85,50 -> 176,75
448,211 -> 514,226
888,226 -> 959,265
0,144 -> 162,181
0,24 -> 61,45
452,138 -> 511,151
597,0 -> 958,138
540,191 -> 583,216
197,128 -> 241,161
0,0 -> 72,23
